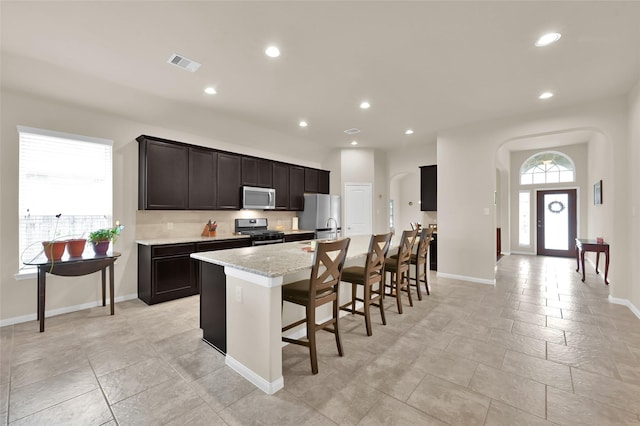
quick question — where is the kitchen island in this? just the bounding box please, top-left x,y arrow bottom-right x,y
191,234 -> 398,394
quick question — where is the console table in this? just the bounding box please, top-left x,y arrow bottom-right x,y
575,239 -> 609,285
24,251 -> 121,332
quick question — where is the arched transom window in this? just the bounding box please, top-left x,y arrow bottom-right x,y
520,151 -> 575,185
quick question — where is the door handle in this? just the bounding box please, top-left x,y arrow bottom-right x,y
537,219 -> 542,228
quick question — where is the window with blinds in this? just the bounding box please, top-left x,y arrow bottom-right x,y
18,126 -> 113,271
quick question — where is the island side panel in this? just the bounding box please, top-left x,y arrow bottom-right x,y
200,262 -> 227,354
225,272 -> 285,393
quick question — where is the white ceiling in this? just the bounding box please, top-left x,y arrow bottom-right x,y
2,1 -> 640,158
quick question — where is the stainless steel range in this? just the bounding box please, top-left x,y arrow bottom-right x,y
234,218 -> 285,246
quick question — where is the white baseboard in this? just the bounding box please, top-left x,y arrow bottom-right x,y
436,272 -> 496,285
0,293 -> 139,327
608,296 -> 640,320
225,354 -> 284,395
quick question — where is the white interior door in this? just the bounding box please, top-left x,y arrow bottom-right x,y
344,183 -> 372,236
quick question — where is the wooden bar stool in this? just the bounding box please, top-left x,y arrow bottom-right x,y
383,229 -> 418,314
409,225 -> 435,299
339,232 -> 393,336
282,238 -> 351,374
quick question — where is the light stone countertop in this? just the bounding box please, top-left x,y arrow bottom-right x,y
135,229 -> 315,246
191,234 -> 400,278
136,233 -> 250,246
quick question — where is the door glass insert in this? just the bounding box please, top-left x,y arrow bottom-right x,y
544,193 -> 569,250
518,191 -> 530,246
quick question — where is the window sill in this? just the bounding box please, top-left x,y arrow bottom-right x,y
14,270 -> 36,280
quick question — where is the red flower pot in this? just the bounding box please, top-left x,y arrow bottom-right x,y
42,241 -> 67,261
66,239 -> 87,257
92,240 -> 110,255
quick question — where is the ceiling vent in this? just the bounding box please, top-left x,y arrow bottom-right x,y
167,53 -> 201,72
344,128 -> 360,135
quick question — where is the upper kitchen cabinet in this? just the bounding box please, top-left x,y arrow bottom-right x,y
272,162 -> 290,210
242,156 -> 273,188
138,134 -> 331,211
138,136 -> 189,210
420,165 -> 437,211
318,169 -> 330,194
304,168 -> 318,193
289,166 -> 305,210
217,152 -> 242,209
189,147 -> 217,210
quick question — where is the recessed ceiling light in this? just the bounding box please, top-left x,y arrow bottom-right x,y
265,46 -> 280,58
299,121 -> 308,127
535,33 -> 561,47
539,92 -> 554,99
351,141 -> 358,146
405,129 -> 414,135
359,101 -> 370,109
204,87 -> 217,95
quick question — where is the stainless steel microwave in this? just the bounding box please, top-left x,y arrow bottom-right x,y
242,186 -> 276,210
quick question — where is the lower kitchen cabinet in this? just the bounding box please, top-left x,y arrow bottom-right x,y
429,233 -> 437,271
284,232 -> 315,242
138,243 -> 197,305
138,238 -> 251,305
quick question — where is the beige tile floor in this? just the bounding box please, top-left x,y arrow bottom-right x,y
1,254 -> 640,425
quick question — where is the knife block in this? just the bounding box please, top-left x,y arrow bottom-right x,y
201,225 -> 217,237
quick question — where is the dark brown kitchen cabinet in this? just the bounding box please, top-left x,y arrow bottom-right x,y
420,165 -> 437,211
258,160 -> 273,188
304,168 -> 318,193
272,162 -> 290,210
138,134 -> 331,211
284,232 -> 315,242
138,137 -> 189,210
289,166 -> 305,211
318,170 -> 330,194
429,232 -> 437,271
189,147 -> 217,209
242,156 -> 273,188
217,153 -> 242,209
138,238 -> 252,306
138,243 -> 198,305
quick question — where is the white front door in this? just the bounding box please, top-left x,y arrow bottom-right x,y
344,183 -> 372,236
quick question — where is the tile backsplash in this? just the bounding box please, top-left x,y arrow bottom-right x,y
136,210 -> 297,239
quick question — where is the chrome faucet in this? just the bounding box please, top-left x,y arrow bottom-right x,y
326,217 -> 338,240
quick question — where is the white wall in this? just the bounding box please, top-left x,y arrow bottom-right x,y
387,140 -> 438,231
438,97 -> 629,293
627,81 -> 640,313
0,89 -> 322,324
373,150 -> 389,234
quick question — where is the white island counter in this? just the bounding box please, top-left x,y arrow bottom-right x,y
191,234 -> 398,394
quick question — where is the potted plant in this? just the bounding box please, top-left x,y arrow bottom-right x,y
88,223 -> 124,255
42,213 -> 67,261
66,238 -> 87,257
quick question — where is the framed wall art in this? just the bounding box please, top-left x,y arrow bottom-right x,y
594,180 -> 603,205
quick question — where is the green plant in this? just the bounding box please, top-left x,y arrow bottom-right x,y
88,223 -> 124,243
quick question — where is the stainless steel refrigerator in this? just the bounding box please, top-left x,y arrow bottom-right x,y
297,194 -> 341,240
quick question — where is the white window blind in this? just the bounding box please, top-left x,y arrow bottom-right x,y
18,126 -> 113,270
